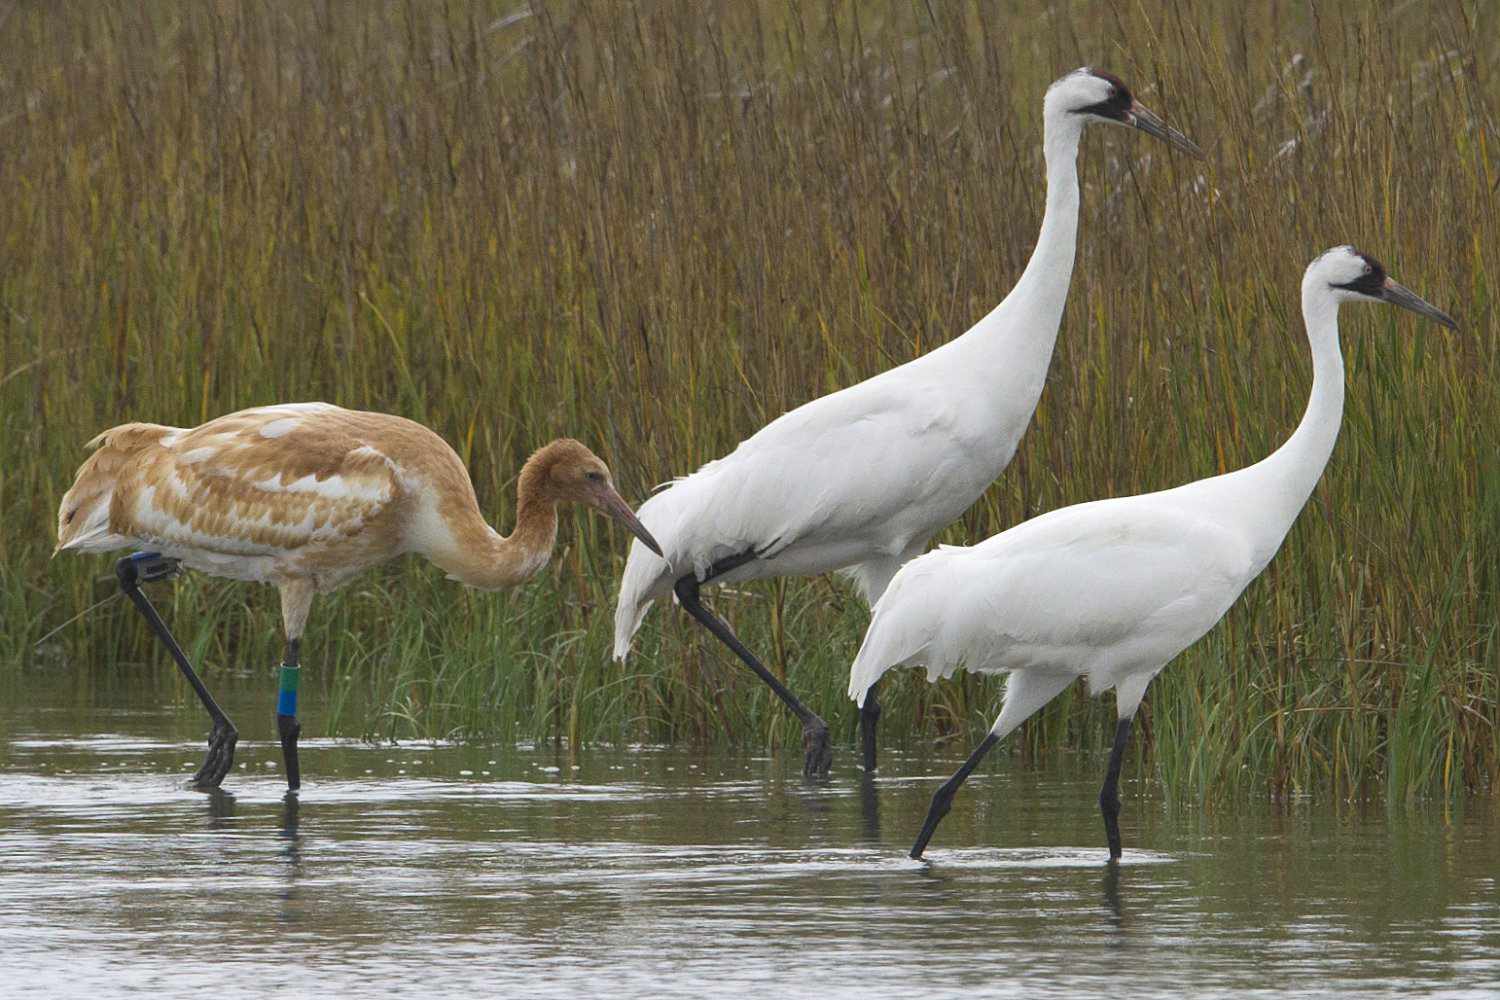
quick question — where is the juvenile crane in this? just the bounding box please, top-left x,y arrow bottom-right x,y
614,68 -> 1201,775
56,403 -> 662,790
848,246 -> 1457,861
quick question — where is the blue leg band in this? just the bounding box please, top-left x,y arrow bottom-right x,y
277,665 -> 300,717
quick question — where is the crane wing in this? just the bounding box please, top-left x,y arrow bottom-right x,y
644,371 -> 993,576
83,404 -> 401,562
615,355 -> 1031,659
849,498 -> 1257,701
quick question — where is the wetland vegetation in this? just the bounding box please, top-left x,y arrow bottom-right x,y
1,2 -> 1495,803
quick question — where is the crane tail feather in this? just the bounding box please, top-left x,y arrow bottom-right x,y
847,636 -> 894,708
613,536 -> 672,661
846,559 -> 947,706
57,422 -> 179,554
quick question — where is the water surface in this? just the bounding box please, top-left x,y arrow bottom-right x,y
1,670 -> 1496,998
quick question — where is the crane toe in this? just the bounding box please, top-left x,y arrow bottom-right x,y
801,720 -> 833,779
191,718 -> 239,789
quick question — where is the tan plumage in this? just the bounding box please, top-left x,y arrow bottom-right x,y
56,401 -> 660,791
58,400 -> 660,644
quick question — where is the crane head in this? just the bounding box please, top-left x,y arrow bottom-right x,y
1312,246 -> 1459,331
1047,68 -> 1203,157
523,438 -> 664,556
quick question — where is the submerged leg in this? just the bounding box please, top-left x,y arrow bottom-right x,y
909,732 -> 999,859
674,557 -> 832,778
115,552 -> 239,788
909,670 -> 1075,859
1099,717 -> 1133,862
859,680 -> 882,772
858,771 -> 881,842
276,581 -> 315,792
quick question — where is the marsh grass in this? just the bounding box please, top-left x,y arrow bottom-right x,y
1,2 -> 1495,800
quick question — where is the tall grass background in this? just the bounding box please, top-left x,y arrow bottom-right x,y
1,1 -> 1494,802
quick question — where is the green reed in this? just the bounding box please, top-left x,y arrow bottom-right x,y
1,2 -> 1494,801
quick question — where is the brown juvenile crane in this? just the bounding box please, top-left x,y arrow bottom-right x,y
56,402 -> 662,791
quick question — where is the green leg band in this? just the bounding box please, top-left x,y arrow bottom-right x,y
277,665 -> 300,717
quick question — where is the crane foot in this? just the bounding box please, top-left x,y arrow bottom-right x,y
191,717 -> 238,788
909,781 -> 955,859
801,719 -> 832,778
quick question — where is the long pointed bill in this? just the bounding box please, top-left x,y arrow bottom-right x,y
1128,103 -> 1203,158
1381,278 -> 1459,330
599,487 -> 664,557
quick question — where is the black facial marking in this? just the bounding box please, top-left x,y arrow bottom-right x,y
1072,69 -> 1134,120
1331,250 -> 1388,296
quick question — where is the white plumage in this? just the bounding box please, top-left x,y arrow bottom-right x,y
613,68 -> 1200,775
850,246 -> 1457,860
616,364 -> 1017,635
848,496 -> 1254,711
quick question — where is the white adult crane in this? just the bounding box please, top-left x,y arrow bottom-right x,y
615,68 -> 1201,776
848,246 -> 1457,860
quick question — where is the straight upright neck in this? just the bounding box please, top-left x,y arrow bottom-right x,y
1004,117 -> 1084,323
1230,283 -> 1346,556
952,114 -> 1084,370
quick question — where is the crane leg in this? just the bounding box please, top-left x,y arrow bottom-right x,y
116,553 -> 239,789
910,732 -> 999,859
673,567 -> 832,778
1099,718 -> 1133,862
277,638 -> 302,792
859,680 -> 882,772
275,580 -> 315,791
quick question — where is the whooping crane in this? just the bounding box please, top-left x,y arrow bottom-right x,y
847,246 -> 1457,860
615,68 -> 1202,776
56,403 -> 662,790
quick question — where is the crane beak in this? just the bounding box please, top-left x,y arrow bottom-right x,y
1126,102 -> 1203,158
1380,278 -> 1459,331
598,486 -> 664,557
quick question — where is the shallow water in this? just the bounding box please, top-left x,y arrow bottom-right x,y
1,672 -> 1497,998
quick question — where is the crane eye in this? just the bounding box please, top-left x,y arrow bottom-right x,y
585,471 -> 604,483
64,509 -> 77,524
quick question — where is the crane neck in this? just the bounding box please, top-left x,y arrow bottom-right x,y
1227,281 -> 1346,557
427,490 -> 559,591
951,113 -> 1083,370
1008,115 -> 1084,321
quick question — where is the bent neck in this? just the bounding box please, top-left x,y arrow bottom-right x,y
953,113 -> 1083,369
431,494 -> 559,591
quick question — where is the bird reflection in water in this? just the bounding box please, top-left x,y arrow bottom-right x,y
279,792 -> 304,923
281,792 -> 301,856
204,787 -> 236,828
1102,864 -> 1125,929
857,774 -> 880,844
